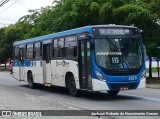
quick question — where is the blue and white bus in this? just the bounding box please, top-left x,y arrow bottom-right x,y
12,25 -> 146,96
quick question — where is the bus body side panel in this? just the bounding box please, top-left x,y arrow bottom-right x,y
13,60 -> 25,81
13,60 -> 21,80
13,60 -> 43,83
42,60 -> 52,84
42,44 -> 52,85
28,60 -> 43,84
51,60 -> 79,89
13,66 -> 19,80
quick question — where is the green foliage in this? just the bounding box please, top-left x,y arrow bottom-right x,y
0,0 -> 160,63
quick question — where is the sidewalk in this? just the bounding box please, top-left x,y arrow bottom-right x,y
146,84 -> 160,89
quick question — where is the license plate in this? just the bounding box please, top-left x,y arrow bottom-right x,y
120,86 -> 128,90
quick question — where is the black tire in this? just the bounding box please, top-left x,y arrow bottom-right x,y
107,90 -> 119,96
68,76 -> 78,96
28,72 -> 36,89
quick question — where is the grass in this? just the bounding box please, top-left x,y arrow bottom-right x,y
146,68 -> 159,73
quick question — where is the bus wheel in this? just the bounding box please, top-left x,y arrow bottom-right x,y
107,90 -> 119,96
68,76 -> 78,96
28,73 -> 35,89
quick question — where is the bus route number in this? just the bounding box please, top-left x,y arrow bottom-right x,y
112,57 -> 119,64
30,61 -> 36,67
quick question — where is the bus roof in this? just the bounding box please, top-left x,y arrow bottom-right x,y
13,25 -> 138,46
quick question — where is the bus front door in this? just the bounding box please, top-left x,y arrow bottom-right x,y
43,44 -> 52,85
18,48 -> 25,81
79,40 -> 92,90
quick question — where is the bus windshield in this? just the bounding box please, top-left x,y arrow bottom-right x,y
94,37 -> 143,69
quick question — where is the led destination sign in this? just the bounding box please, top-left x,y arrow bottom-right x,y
93,28 -> 140,36
99,29 -> 129,35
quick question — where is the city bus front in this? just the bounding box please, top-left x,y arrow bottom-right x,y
91,26 -> 146,95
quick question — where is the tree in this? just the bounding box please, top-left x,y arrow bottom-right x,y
0,28 -> 6,64
0,0 -> 160,69
0,25 -> 25,66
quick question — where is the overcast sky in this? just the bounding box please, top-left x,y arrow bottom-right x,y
0,0 -> 54,27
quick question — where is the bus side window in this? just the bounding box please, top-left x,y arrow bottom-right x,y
19,49 -> 23,61
53,38 -> 64,58
74,46 -> 77,57
18,46 -> 25,61
53,39 -> 57,58
14,46 -> 19,60
33,42 -> 42,59
53,48 -> 63,58
65,46 -> 77,57
64,35 -> 77,58
58,48 -> 63,57
12,53 -> 15,59
63,47 -> 66,57
26,43 -> 33,59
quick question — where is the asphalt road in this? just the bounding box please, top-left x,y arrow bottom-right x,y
0,71 -> 160,119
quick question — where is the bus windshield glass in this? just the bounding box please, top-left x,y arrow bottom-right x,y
94,37 -> 143,69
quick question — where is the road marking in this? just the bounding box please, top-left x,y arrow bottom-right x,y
120,93 -> 160,102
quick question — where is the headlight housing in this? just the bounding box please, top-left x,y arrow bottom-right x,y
95,71 -> 106,82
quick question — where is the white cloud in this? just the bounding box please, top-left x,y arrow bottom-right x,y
0,0 -> 54,26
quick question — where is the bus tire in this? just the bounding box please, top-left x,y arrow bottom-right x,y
28,72 -> 36,89
107,90 -> 119,96
68,76 -> 78,96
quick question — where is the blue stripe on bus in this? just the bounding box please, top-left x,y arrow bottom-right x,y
13,60 -> 37,67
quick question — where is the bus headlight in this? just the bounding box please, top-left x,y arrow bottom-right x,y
95,71 -> 106,82
139,71 -> 146,80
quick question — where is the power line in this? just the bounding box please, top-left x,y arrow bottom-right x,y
0,0 -> 5,4
0,0 -> 7,4
0,0 -> 20,14
0,0 -> 10,7
0,0 -> 8,7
